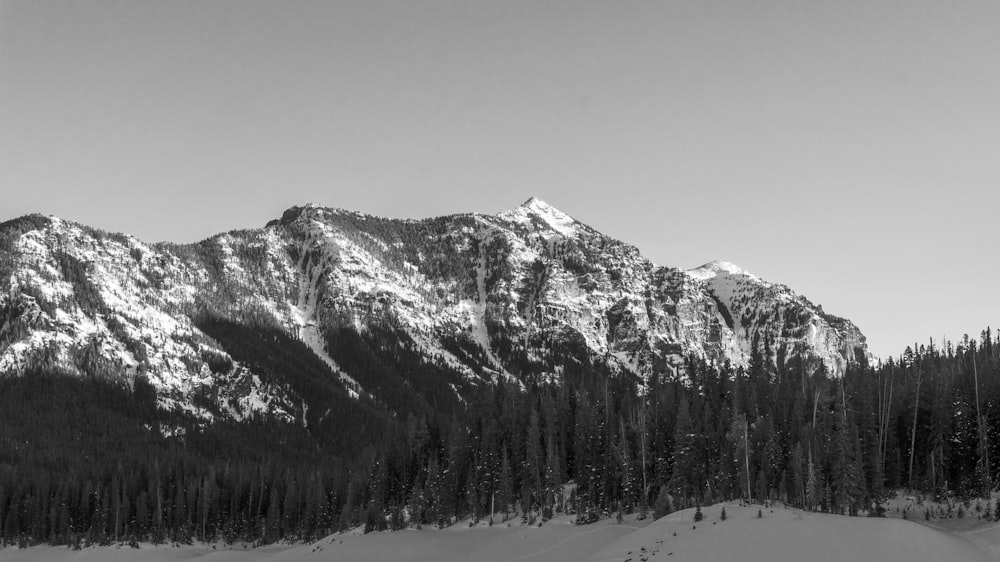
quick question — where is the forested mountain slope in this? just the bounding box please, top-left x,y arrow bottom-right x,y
0,199 -> 923,548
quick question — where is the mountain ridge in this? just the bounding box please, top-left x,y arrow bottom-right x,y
0,199 -> 869,423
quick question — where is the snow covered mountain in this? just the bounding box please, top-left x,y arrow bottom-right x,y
0,199 -> 868,422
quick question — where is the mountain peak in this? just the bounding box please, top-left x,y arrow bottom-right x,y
500,197 -> 577,236
519,196 -> 551,209
686,260 -> 759,281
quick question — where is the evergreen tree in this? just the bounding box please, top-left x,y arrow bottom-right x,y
653,485 -> 672,520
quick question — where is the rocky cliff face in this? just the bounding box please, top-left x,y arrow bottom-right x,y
0,199 -> 868,421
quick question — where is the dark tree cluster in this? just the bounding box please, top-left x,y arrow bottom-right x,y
2,328 -> 999,547
0,370 -> 352,548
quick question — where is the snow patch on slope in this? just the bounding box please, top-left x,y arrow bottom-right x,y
473,252 -> 512,381
292,225 -> 362,399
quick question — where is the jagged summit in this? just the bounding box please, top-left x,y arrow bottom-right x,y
272,198 -> 581,233
498,197 -> 579,236
686,260 -> 759,281
518,196 -> 552,209
271,203 -> 371,225
514,196 -> 568,219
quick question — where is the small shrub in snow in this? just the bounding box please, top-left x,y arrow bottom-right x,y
653,486 -> 672,520
575,505 -> 600,525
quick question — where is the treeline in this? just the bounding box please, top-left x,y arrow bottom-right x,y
2,329 -> 999,547
352,329 -> 1000,529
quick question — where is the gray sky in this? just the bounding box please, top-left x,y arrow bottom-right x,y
1,0 -> 998,359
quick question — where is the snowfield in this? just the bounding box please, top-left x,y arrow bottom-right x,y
587,504 -> 993,562
2,503 -> 996,562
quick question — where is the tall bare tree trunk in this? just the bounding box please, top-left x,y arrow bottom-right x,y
155,483 -> 163,541
809,387 -> 820,505
840,375 -> 849,423
881,380 -> 893,480
638,401 -> 648,502
114,481 -> 120,543
812,389 -> 821,430
909,370 -> 922,489
744,414 -> 751,502
877,369 -> 883,464
876,368 -> 893,488
973,353 -> 990,485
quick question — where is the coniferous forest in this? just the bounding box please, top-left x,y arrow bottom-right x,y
1,326 -> 999,547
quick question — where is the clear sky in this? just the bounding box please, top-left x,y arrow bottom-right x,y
1,0 -> 998,359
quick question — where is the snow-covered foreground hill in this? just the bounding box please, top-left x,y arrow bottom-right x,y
2,503 -> 994,562
588,504 -> 993,562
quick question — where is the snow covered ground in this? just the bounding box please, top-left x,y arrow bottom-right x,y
3,502 -> 998,562
880,490 -> 1000,560
0,516 -> 641,562
587,503 -> 993,562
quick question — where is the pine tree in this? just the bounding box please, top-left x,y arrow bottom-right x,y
653,485 -> 672,520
